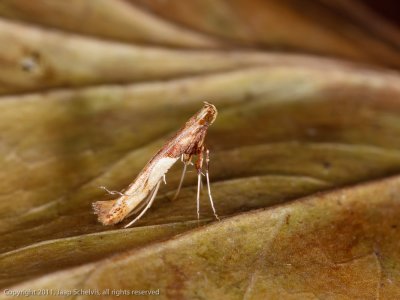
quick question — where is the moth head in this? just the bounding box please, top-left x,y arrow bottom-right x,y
197,101 -> 218,126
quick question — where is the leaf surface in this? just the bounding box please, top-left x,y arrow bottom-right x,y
0,1 -> 400,297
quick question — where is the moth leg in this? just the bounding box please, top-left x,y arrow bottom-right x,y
126,189 -> 152,218
199,171 -> 204,192
100,186 -> 130,197
183,153 -> 194,166
172,163 -> 187,201
172,154 -> 192,201
195,147 -> 205,222
205,149 -> 220,221
124,180 -> 162,228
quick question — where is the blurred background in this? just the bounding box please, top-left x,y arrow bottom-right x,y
1,0 -> 400,296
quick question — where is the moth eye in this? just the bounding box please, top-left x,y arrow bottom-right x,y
199,119 -> 206,125
203,112 -> 215,124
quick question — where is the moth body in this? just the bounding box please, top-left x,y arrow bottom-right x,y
93,102 -> 218,227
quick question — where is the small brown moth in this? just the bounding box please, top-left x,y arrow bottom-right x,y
93,102 -> 220,228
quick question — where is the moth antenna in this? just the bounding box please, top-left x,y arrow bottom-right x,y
196,170 -> 201,223
172,162 -> 188,201
124,180 -> 162,228
200,173 -> 204,191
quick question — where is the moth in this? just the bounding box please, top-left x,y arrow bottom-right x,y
93,102 -> 220,228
